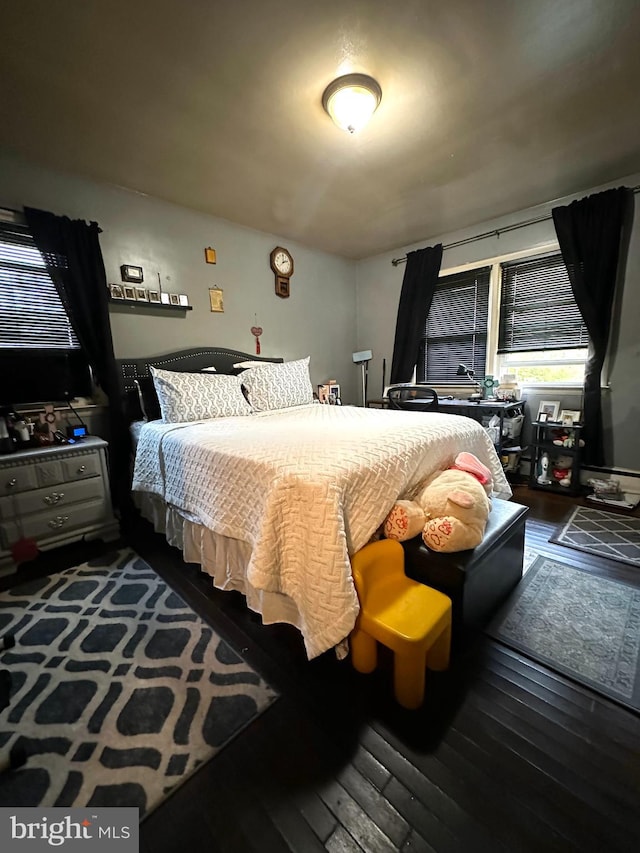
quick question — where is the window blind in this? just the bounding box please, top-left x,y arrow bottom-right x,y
417,266 -> 490,384
0,221 -> 79,349
498,253 -> 588,353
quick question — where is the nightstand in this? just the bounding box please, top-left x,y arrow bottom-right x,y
0,437 -> 119,571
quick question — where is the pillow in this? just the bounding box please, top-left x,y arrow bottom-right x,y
241,357 -> 313,412
232,360 -> 278,370
150,367 -> 252,422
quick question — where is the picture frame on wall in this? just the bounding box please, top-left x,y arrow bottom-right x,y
537,400 -> 561,421
123,285 -> 136,300
148,290 -> 161,303
209,288 -> 224,312
109,284 -> 124,299
135,287 -> 148,301
169,293 -> 180,306
120,264 -> 144,283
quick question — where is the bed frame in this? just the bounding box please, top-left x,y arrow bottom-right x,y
115,347 -> 282,423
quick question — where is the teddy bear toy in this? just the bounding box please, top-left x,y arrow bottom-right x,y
552,455 -> 573,487
383,452 -> 493,553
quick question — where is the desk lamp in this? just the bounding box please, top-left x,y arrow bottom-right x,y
456,363 -> 483,401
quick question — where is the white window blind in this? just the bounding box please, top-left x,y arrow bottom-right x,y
0,221 -> 80,349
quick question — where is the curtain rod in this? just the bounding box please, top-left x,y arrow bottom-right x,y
390,184 -> 640,266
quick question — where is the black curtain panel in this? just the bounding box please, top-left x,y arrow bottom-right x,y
24,207 -> 132,520
390,245 -> 443,384
551,187 -> 632,467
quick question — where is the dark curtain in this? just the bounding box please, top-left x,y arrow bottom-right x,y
551,187 -> 631,466
24,207 -> 132,522
390,245 -> 443,384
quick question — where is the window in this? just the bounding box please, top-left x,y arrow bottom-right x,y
497,253 -> 588,384
417,250 -> 588,387
0,220 -> 90,403
417,266 -> 490,384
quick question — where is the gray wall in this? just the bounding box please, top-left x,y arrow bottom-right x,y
0,152 -> 359,404
356,173 -> 640,473
2,149 -> 638,471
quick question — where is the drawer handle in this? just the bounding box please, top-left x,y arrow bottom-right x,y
43,492 -> 65,505
48,515 -> 69,529
6,478 -> 17,489
77,465 -> 86,474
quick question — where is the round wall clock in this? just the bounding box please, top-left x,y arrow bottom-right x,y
270,246 -> 294,298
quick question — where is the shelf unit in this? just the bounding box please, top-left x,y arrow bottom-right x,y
528,420 -> 583,496
107,296 -> 192,311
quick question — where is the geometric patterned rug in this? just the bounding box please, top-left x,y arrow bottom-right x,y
0,549 -> 278,816
487,554 -> 640,712
550,506 -> 640,567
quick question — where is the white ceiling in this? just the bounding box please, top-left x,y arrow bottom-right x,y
2,0 -> 640,259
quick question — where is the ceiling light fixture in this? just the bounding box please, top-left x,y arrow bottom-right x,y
322,73 -> 382,134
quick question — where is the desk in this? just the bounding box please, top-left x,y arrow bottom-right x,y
367,397 -> 526,461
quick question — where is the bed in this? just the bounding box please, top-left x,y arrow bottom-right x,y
117,348 -> 512,659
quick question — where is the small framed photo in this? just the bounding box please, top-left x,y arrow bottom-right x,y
178,294 -> 189,307
123,285 -> 136,300
169,293 -> 180,306
148,290 -> 161,303
160,292 -> 170,304
121,264 -> 144,283
204,247 -> 217,264
560,409 -> 581,426
538,412 -> 548,423
209,287 -> 224,313
109,284 -> 124,299
537,400 -> 561,422
135,287 -> 148,301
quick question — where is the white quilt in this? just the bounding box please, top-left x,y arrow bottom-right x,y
132,404 -> 511,658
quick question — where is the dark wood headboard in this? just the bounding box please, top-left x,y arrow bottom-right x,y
115,347 -> 282,422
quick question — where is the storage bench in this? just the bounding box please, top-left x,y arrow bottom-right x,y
400,498 -> 528,640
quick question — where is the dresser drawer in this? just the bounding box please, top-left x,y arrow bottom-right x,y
60,451 -> 101,482
0,464 -> 38,496
0,476 -> 106,520
1,498 -> 108,546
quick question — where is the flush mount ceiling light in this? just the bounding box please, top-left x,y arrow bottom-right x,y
322,73 -> 382,134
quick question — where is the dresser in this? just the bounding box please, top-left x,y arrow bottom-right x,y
0,437 -> 119,570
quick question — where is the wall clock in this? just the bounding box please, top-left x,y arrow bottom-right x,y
270,247 -> 294,298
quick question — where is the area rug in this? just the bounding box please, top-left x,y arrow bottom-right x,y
487,555 -> 640,712
0,549 -> 278,815
550,505 -> 640,567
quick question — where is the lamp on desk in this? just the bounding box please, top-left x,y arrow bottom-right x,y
456,363 -> 483,401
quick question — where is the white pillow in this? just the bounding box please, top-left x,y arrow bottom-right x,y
150,367 -> 252,422
241,357 -> 314,411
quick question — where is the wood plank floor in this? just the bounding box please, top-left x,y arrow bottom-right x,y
122,485 -> 640,853
8,486 -> 636,851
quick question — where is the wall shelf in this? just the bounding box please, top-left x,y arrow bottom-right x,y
107,296 -> 192,311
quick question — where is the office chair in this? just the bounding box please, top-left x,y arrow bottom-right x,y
387,385 -> 439,411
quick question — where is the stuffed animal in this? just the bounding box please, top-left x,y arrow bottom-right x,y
552,455 -> 573,487
383,452 -> 492,553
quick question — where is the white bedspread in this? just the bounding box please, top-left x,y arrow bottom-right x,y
132,404 -> 511,658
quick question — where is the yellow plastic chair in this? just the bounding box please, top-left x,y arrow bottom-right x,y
350,539 -> 452,710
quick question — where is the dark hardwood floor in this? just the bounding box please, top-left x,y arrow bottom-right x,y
121,485 -> 640,853
6,487 -> 637,851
